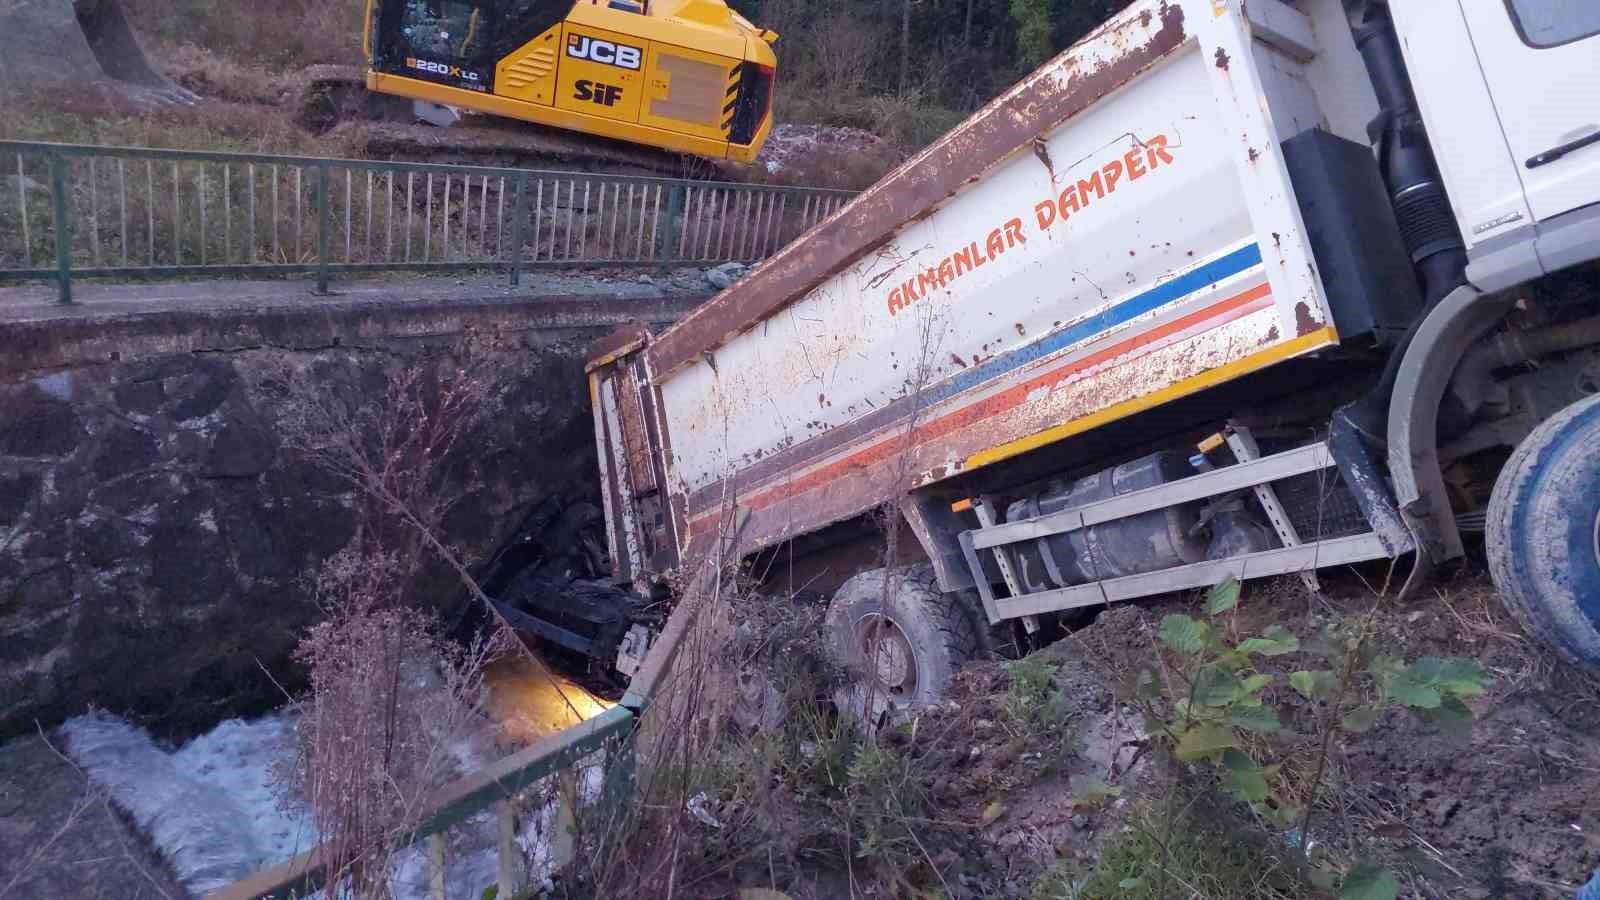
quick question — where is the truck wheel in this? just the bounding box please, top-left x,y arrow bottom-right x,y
825,565 -> 982,715
1486,392 -> 1600,667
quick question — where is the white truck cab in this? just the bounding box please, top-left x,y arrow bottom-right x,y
1398,1 -> 1600,279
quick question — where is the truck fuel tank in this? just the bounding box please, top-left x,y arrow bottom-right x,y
1004,451 -> 1208,592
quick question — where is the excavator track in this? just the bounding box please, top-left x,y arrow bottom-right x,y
294,66 -> 724,179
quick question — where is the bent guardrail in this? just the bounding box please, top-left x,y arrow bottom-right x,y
0,140 -> 856,304
208,556 -> 725,900
209,706 -> 633,900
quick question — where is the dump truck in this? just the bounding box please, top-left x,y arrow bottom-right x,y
577,0 -> 1600,703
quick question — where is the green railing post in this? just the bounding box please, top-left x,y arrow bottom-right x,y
315,161 -> 331,294
597,740 -> 639,833
509,172 -> 528,287
48,153 -> 72,305
657,183 -> 686,268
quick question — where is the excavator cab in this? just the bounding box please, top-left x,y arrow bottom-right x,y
364,0 -> 777,162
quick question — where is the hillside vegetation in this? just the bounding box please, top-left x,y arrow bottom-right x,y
731,0 -> 1118,153
2,0 -> 1123,186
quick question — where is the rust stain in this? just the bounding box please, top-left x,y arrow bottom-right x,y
679,265 -> 1268,528
1214,47 -> 1230,69
1247,146 -> 1260,163
1264,324 -> 1280,342
584,323 -> 650,372
1032,136 -> 1057,184
1294,301 -> 1319,336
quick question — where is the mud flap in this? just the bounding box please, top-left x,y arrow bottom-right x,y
1328,409 -> 1415,558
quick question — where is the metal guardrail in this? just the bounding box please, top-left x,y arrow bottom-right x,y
208,560 -> 722,900
210,706 -> 635,900
0,140 -> 857,303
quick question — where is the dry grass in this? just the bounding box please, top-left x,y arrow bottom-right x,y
1032,798 -> 1313,900
549,547 -> 980,898
158,43 -> 300,107
775,82 -> 966,161
0,80 -> 344,155
0,0 -> 360,157
120,0 -> 363,70
277,546 -> 513,897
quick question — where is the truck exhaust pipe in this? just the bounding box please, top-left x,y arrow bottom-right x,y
1335,0 -> 1467,443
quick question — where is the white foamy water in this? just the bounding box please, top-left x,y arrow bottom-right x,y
63,711 -> 532,899
62,712 -> 317,895
61,663 -> 610,898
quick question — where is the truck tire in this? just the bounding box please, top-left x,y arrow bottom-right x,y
825,565 -> 982,713
1486,392 -> 1600,667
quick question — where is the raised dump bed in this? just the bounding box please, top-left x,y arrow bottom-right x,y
588,0 -> 1600,685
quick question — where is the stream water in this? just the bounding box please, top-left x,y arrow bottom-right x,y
60,654 -> 608,898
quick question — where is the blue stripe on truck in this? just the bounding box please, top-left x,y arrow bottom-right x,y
929,242 -> 1265,407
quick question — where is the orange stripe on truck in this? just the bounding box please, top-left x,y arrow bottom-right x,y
687,280 -> 1278,531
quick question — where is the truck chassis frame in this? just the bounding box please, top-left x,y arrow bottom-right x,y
954,428 -> 1394,624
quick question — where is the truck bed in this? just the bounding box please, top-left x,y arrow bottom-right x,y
591,0 -> 1388,576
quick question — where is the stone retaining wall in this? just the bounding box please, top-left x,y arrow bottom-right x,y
0,292 -> 698,739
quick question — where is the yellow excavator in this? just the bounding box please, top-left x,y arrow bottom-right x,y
362,0 -> 779,162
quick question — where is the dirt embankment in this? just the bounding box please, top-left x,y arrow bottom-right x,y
665,568 -> 1599,900
906,570 -> 1600,899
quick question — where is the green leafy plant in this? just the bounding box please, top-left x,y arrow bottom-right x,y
1130,577 -> 1487,899
1005,653 -> 1070,727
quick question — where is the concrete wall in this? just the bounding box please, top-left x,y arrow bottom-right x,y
0,290 -> 700,740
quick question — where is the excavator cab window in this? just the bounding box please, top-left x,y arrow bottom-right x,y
490,0 -> 576,59
375,0 -> 573,89
408,2 -> 490,58
376,0 -> 497,85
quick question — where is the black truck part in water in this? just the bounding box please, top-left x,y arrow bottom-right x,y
473,495 -> 657,665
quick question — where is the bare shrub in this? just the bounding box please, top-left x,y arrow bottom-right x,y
279,545 -> 510,897
794,10 -> 884,99
271,353 -> 494,590
264,349 -> 595,890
